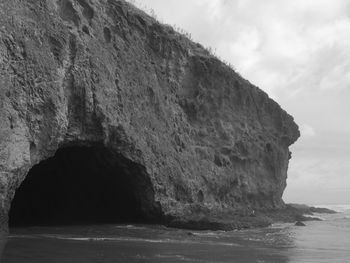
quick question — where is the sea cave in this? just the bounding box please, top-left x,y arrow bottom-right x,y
9,145 -> 161,227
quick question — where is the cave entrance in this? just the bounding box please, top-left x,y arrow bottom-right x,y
9,145 -> 161,227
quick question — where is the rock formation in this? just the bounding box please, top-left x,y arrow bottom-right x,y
295,221 -> 306,227
0,0 -> 299,233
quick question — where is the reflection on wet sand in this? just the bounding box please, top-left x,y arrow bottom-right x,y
2,224 -> 292,263
3,211 -> 350,263
0,229 -> 8,262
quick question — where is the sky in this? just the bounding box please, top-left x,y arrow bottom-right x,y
129,0 -> 350,205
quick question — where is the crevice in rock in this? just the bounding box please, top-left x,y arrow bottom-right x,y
68,33 -> 77,63
76,0 -> 94,23
9,145 -> 162,227
197,190 -> 204,202
103,27 -> 112,43
82,25 -> 90,35
57,0 -> 81,27
48,35 -> 65,63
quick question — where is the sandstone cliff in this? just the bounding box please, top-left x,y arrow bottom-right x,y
0,0 -> 299,231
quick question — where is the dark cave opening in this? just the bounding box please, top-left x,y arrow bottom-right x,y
9,145 -> 162,227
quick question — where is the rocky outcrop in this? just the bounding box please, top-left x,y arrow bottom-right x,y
0,0 -> 299,232
287,204 -> 337,215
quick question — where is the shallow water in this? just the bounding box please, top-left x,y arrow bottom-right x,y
2,205 -> 350,263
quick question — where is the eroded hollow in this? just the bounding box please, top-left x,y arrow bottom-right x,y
9,145 -> 162,227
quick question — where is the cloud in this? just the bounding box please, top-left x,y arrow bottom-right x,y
300,124 -> 316,137
284,153 -> 350,205
285,131 -> 350,204
131,0 -> 350,98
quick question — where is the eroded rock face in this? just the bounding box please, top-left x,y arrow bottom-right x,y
0,0 -> 299,230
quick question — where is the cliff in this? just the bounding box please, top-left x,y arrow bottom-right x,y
0,0 -> 300,232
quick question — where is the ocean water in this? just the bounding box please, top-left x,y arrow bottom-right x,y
2,205 -> 350,263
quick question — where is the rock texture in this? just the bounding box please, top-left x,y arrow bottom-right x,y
287,203 -> 337,215
0,0 -> 299,231
295,221 -> 306,227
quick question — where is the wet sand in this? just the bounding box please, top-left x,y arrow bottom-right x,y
2,206 -> 350,263
3,226 -> 289,263
0,229 -> 6,262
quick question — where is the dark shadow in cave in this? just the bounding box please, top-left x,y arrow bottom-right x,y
9,145 -> 162,227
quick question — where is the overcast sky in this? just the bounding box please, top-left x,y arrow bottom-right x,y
130,0 -> 350,205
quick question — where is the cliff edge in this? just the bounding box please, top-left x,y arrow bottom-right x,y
0,0 -> 300,231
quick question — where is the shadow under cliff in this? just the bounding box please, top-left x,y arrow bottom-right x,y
9,145 -> 162,227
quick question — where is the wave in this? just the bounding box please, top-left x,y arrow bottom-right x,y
154,254 -> 214,262
113,224 -> 148,230
9,234 -> 242,247
270,222 -> 294,228
309,215 -> 325,220
314,204 -> 350,213
191,231 -> 227,238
